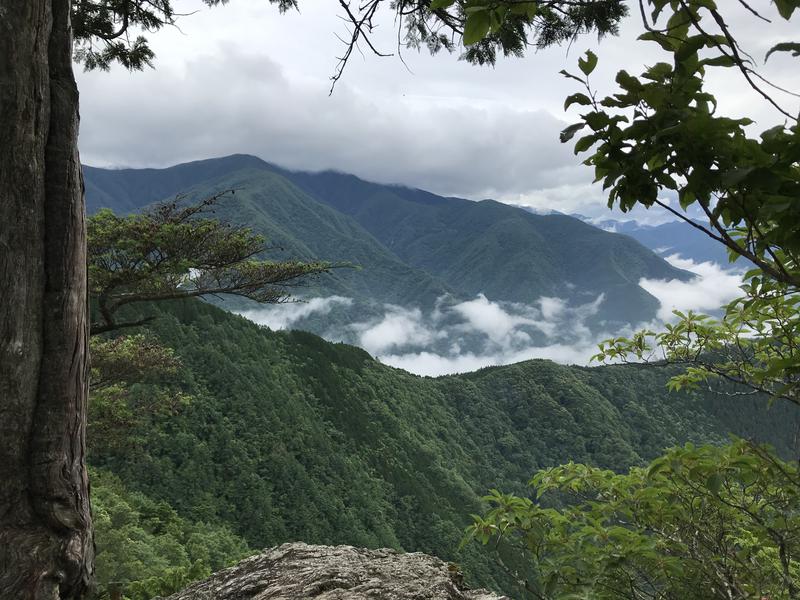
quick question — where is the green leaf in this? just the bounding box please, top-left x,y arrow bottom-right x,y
774,0 -> 799,19
639,31 -> 678,52
560,122 -> 586,143
509,2 -> 537,18
544,572 -> 559,596
650,0 -> 670,21
701,55 -> 736,68
706,473 -> 723,495
578,50 -> 598,76
765,41 -> 800,61
564,92 -> 592,110
615,70 -> 643,93
463,10 -> 491,45
574,134 -> 597,154
676,35 -> 706,62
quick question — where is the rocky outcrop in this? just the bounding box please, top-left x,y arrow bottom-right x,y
158,542 -> 508,600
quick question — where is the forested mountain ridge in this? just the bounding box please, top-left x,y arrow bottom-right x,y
91,298 -> 800,596
283,167 -> 689,324
163,168 -> 457,317
84,155 -> 271,215
83,155 -> 691,333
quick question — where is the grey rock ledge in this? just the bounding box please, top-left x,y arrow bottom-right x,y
159,542 -> 508,600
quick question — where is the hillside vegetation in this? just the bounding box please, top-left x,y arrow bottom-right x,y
91,299 -> 800,596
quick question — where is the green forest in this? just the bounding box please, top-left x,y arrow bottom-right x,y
89,298 -> 800,598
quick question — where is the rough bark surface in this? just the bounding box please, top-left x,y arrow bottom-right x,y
159,543 -> 508,600
0,0 -> 93,598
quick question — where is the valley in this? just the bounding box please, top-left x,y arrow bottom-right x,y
85,155 -> 699,373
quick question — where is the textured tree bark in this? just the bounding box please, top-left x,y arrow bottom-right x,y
0,1 -> 93,598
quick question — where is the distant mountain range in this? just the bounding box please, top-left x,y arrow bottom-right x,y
577,216 -> 733,266
512,204 -> 733,267
84,154 -> 692,350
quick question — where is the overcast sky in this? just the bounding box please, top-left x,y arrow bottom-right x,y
76,0 -> 799,222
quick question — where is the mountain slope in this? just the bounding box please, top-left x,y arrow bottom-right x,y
173,168 -> 456,309
84,154 -> 270,215
94,299 -> 800,594
274,164 -> 694,325
86,159 -> 459,334
84,154 -> 693,331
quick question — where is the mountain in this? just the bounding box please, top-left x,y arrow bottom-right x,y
584,217 -> 733,266
276,166 -> 691,325
167,167 -> 458,323
86,158 -> 459,334
93,298 -> 800,597
84,154 -> 272,215
84,155 -> 692,341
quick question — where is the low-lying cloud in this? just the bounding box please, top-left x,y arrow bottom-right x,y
239,292 -> 613,375
639,255 -> 744,321
353,306 -> 443,355
381,340 -> 608,378
237,254 -> 746,376
239,296 -> 352,330
352,293 -> 610,375
451,294 -> 552,344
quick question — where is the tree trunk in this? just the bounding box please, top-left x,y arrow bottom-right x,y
0,1 -> 93,598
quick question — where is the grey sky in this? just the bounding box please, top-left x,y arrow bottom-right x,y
76,0 -> 799,223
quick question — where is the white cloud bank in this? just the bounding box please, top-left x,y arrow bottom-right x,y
354,306 -> 443,355
358,293 -> 613,375
639,255 -> 744,321
237,254 -> 745,376
382,340 -> 607,378
348,294 -> 611,375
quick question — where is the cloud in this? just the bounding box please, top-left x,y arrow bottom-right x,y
451,294 -> 548,344
237,291 -> 616,376
639,255 -> 744,321
235,259 -> 745,377
381,339 -> 608,378
353,306 -> 442,355
503,185 -> 690,226
538,296 -> 567,321
77,43 -> 577,204
238,296 -> 352,330
342,293 -> 612,376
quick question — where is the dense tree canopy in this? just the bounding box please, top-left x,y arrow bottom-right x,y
467,440 -> 800,599
86,297 -> 800,599
90,468 -> 250,599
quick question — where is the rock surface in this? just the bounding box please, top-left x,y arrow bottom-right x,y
159,542 -> 508,600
